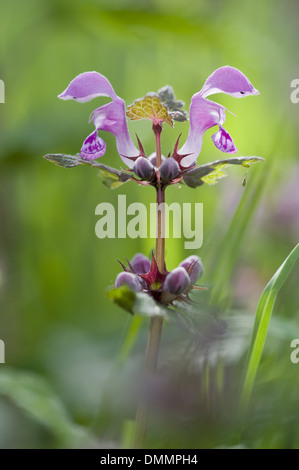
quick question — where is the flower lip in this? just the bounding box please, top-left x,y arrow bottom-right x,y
211,125 -> 237,154
199,66 -> 259,99
80,130 -> 106,160
58,71 -> 117,102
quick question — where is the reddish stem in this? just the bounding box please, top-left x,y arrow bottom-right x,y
134,123 -> 165,449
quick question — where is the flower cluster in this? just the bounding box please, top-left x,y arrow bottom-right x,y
58,66 -> 259,184
115,253 -> 203,305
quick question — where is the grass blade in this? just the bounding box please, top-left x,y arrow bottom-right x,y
210,166 -> 266,304
239,243 -> 299,414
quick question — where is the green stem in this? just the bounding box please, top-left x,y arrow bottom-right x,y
134,124 -> 165,449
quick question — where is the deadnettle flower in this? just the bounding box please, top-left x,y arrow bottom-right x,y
58,66 -> 259,172
58,72 -> 140,168
177,66 -> 259,167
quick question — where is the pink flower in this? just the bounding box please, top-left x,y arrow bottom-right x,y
59,66 -> 258,169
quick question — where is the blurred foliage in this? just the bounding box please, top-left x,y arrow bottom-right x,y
1,0 -> 299,449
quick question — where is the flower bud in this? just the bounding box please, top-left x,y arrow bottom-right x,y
159,158 -> 180,182
179,255 -> 203,283
130,253 -> 151,274
133,157 -> 154,180
115,272 -> 142,292
164,267 -> 190,295
148,153 -> 166,167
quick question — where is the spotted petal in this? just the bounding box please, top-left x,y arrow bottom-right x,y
80,130 -> 106,160
211,125 -> 237,154
200,66 -> 259,99
58,71 -> 117,102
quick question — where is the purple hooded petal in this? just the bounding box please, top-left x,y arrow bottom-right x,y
58,71 -> 117,103
130,253 -> 151,274
200,66 -> 259,99
133,157 -> 155,180
179,255 -> 203,283
80,130 -> 106,160
91,98 -> 139,168
211,126 -> 237,154
179,96 -> 226,166
115,272 -> 143,292
164,267 -> 190,295
160,158 -> 180,182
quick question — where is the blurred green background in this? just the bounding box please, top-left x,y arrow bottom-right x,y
1,0 -> 299,449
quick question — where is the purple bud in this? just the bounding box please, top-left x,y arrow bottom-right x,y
133,157 -> 154,180
130,253 -> 151,274
115,272 -> 142,292
179,255 -> 203,283
148,153 -> 166,167
164,267 -> 190,295
159,158 -> 180,182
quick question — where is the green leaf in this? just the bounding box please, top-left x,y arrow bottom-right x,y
182,156 -> 264,188
98,169 -> 127,189
0,368 -> 96,447
239,243 -> 299,415
126,94 -> 173,127
44,154 -> 133,188
107,286 -> 167,317
44,153 -> 82,168
107,285 -> 136,314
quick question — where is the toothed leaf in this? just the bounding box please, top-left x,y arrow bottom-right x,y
44,153 -> 82,168
126,94 -> 173,127
44,153 -> 132,188
183,156 -> 264,188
